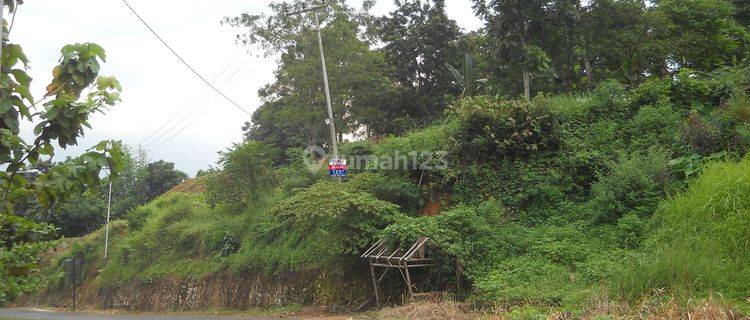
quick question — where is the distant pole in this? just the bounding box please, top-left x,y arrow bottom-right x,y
0,0 -> 5,71
104,180 -> 112,260
314,10 -> 339,160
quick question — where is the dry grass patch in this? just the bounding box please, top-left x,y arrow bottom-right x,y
363,300 -> 487,320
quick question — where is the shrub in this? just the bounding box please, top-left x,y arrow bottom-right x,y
613,157 -> 750,300
205,141 -> 279,207
590,79 -> 629,117
447,96 -> 559,160
347,173 -> 423,213
681,112 -> 722,155
588,149 -> 672,225
125,206 -> 153,231
627,104 -> 681,151
231,180 -> 403,273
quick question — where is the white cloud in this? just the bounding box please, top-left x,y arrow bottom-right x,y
14,0 -> 480,176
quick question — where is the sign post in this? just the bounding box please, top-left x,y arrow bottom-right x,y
63,256 -> 84,310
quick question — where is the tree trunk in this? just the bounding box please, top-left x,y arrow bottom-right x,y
522,35 -> 531,101
523,67 -> 531,101
584,58 -> 593,86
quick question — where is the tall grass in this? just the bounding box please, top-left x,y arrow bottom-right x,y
613,157 -> 750,301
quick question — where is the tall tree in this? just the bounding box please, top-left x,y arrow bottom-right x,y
135,160 -> 187,203
227,1 -> 389,151
581,0 -> 667,84
374,0 -> 462,128
654,0 -> 750,71
474,0 -> 551,100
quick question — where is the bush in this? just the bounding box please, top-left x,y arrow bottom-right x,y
448,96 -> 559,160
613,157 -> 750,300
0,215 -> 57,302
627,104 -> 681,151
205,141 -> 279,207
230,180 -> 403,273
588,149 -> 672,225
125,206 -> 153,231
347,173 -> 423,213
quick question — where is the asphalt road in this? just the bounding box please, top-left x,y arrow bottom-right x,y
0,309 -> 292,320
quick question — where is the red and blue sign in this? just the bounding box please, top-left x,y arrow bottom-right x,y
329,158 -> 347,177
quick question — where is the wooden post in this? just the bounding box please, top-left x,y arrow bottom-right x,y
403,263 -> 415,300
369,260 -> 381,307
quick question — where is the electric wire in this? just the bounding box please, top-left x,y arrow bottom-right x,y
147,63 -> 247,152
118,0 -> 252,116
136,54 -> 242,147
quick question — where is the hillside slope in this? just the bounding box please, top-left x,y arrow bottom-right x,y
23,65 -> 750,316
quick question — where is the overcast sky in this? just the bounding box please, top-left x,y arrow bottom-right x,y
15,0 -> 482,176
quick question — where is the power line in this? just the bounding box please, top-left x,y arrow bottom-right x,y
137,55 -> 242,146
118,0 -> 252,116
143,110 -> 196,148
148,64 -> 247,151
148,117 -> 199,152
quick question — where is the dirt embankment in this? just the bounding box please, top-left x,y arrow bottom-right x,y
16,270 -> 353,312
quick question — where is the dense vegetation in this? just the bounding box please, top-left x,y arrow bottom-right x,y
40,63 -> 750,316
0,10 -> 125,301
7,0 -> 750,317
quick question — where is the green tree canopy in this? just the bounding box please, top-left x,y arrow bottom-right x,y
227,0 -> 390,150
135,160 -> 187,203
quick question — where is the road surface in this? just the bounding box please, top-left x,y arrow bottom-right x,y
0,309 -> 294,320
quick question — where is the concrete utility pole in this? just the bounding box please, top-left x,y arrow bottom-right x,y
1,0 -> 5,71
284,1 -> 339,160
103,180 -> 113,259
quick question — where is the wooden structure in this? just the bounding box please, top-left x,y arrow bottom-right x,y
361,237 -> 437,306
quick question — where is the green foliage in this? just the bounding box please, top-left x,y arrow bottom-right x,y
373,0 -> 462,128
0,215 -> 57,302
587,149 -> 672,225
448,96 -> 559,159
101,193 -> 232,283
227,0 -> 394,148
135,160 -> 187,204
346,173 -> 422,213
0,4 -> 123,301
383,203 -> 618,308
125,205 -> 153,231
655,0 -> 750,72
205,141 -> 278,207
232,180 -> 402,272
613,158 -> 750,300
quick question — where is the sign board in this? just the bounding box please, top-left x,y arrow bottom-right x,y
63,257 -> 84,285
328,158 -> 347,177
63,256 -> 84,310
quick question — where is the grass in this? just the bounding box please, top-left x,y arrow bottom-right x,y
612,157 -> 750,301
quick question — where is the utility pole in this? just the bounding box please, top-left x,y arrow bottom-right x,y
284,1 -> 339,160
1,0 -> 5,71
103,180 -> 112,259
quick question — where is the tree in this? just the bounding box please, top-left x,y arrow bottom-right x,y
373,0 -> 463,129
474,0 -> 551,100
135,160 -> 187,203
205,141 -> 279,207
654,0 -> 750,71
109,144 -> 149,217
227,0 -> 390,150
580,0 -> 668,85
0,2 -> 123,301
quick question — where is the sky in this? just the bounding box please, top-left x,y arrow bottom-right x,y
15,0 -> 482,176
